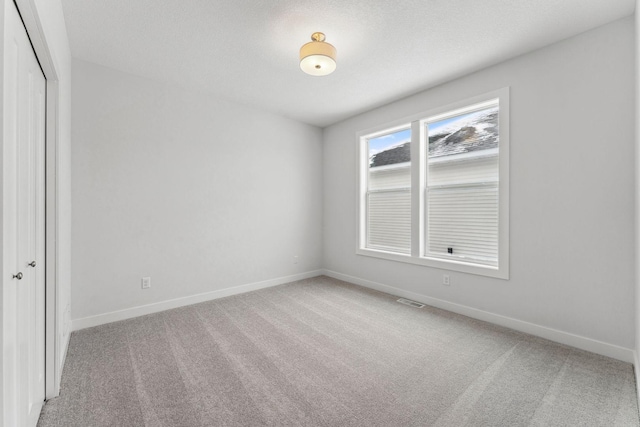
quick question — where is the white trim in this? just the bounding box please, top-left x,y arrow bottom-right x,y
367,187 -> 410,194
424,98 -> 499,125
361,124 -> 411,141
58,331 -> 69,385
411,120 -> 421,259
322,269 -> 634,363
428,147 -> 499,165
634,351 -> 640,415
356,247 -> 504,279
44,79 -> 61,400
369,161 -> 410,172
72,270 -> 323,331
13,0 -> 59,81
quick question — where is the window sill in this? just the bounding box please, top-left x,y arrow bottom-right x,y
356,247 -> 509,280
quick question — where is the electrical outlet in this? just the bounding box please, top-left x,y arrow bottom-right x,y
293,255 -> 299,264
142,276 -> 151,289
443,274 -> 450,286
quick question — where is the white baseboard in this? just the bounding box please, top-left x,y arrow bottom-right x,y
56,331 -> 70,396
72,270 -> 323,331
323,269 -> 635,363
634,350 -> 640,413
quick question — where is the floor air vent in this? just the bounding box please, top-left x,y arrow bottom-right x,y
397,298 -> 425,308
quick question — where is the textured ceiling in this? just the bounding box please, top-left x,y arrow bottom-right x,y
60,0 -> 634,127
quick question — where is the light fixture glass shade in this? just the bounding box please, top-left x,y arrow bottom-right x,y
300,32 -> 336,76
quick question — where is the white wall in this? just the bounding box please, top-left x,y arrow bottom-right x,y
324,17 -> 635,352
71,59 -> 323,323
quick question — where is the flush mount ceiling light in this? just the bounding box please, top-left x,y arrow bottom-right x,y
299,32 -> 336,76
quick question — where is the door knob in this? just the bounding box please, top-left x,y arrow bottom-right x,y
27,261 -> 36,267
13,272 -> 23,280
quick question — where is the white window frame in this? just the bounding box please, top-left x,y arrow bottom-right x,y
361,123 -> 412,254
356,88 -> 509,279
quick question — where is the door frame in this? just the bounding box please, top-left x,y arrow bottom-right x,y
12,0 -> 63,400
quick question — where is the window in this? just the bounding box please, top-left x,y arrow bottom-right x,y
357,88 -> 509,279
365,127 -> 411,254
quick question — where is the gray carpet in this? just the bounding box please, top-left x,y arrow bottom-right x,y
38,276 -> 639,426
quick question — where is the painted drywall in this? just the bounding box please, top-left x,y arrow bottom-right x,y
71,59 -> 323,321
323,17 -> 635,350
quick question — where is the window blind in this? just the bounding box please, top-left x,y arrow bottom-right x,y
367,189 -> 411,254
426,183 -> 498,265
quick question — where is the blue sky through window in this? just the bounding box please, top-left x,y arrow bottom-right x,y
368,128 -> 411,157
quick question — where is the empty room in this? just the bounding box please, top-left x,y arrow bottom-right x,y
3,0 -> 640,426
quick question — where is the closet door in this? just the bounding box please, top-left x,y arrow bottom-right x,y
4,1 -> 47,426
